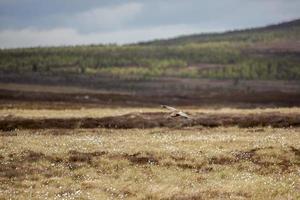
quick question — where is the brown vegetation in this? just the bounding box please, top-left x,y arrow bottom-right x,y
0,112 -> 299,131
1,127 -> 299,199
0,83 -> 299,199
1,77 -> 300,108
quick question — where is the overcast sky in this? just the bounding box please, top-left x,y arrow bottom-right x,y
0,0 -> 299,48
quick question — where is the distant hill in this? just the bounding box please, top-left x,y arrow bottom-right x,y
0,19 -> 300,81
141,19 -> 300,45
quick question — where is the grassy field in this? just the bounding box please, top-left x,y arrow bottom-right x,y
1,107 -> 300,119
0,107 -> 300,199
1,17 -> 300,200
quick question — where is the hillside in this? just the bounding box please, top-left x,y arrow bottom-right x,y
142,19 -> 300,45
0,19 -> 300,82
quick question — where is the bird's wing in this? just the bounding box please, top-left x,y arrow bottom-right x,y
178,111 -> 191,119
161,105 -> 177,111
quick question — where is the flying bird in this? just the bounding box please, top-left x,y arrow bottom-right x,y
161,105 -> 191,119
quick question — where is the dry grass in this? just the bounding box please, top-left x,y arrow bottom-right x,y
0,108 -> 159,119
1,126 -> 299,199
1,107 -> 300,119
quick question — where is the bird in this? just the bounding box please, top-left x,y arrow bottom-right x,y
161,105 -> 192,119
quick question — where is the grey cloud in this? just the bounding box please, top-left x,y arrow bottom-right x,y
1,0 -> 300,31
0,0 -> 125,29
0,24 -> 207,48
130,0 -> 300,29
0,0 -> 299,48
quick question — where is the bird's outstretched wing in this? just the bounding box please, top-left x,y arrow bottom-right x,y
161,105 -> 177,111
161,105 -> 192,119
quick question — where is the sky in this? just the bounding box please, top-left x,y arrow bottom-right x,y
0,0 -> 299,48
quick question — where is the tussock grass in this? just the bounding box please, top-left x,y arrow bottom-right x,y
1,127 -> 299,199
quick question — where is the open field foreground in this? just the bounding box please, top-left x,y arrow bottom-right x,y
0,127 -> 299,199
0,95 -> 299,199
1,6 -> 300,200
